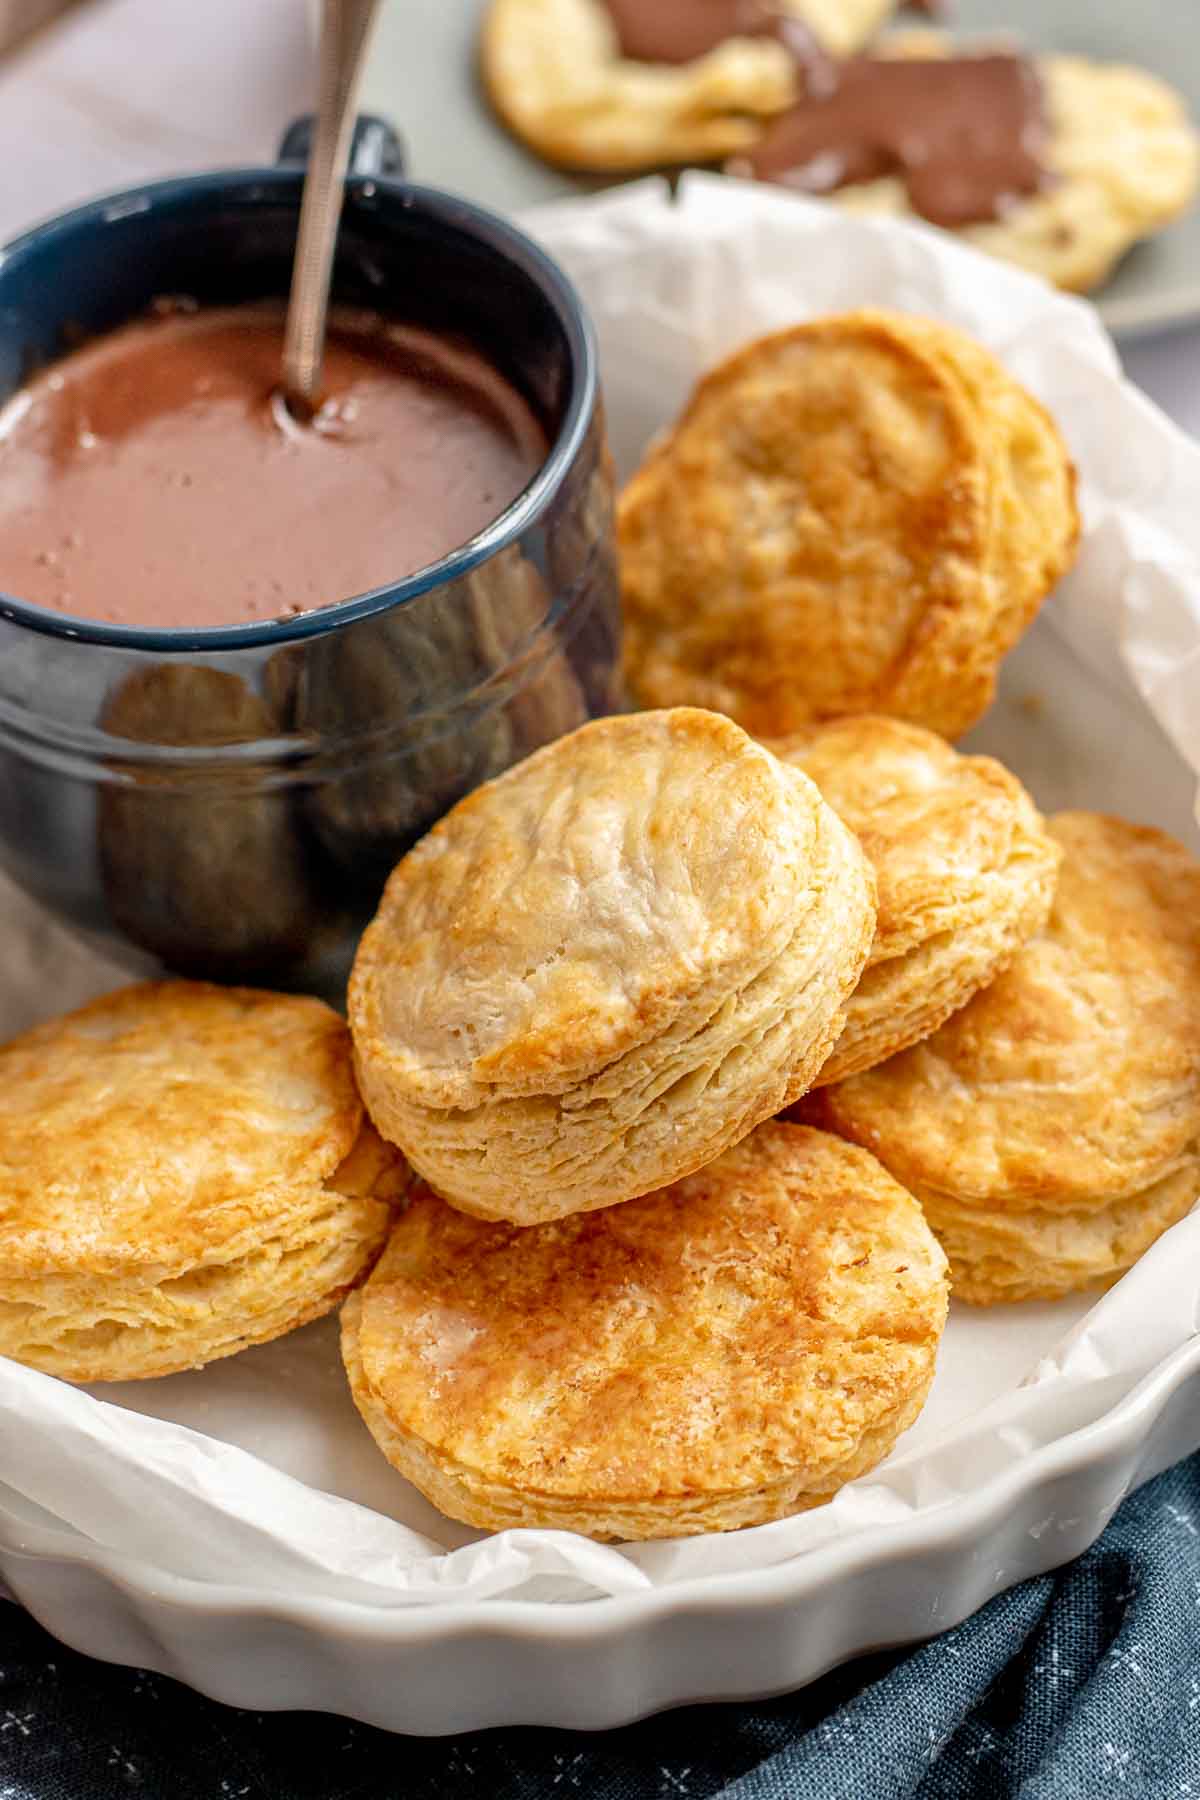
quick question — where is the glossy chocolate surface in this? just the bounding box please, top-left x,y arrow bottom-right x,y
0,305 -> 547,629
741,52 -> 1047,227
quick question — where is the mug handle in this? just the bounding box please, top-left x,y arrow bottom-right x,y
275,114 -> 405,179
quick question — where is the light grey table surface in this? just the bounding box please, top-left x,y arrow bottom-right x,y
0,0 -> 1196,430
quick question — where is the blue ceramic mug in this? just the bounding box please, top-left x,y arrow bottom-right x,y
0,119 -> 620,996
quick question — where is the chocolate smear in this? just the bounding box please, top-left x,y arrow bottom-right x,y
603,0 -> 835,91
604,0 -> 781,65
738,53 -> 1049,229
603,1 -> 951,67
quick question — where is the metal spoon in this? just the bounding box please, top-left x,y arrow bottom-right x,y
282,0 -> 384,419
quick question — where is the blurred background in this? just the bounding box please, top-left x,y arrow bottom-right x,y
0,0 -> 1198,415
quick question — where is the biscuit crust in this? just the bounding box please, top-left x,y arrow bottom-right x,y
350,708 -> 875,1224
769,718 -> 1061,1083
481,0 -> 895,173
619,311 -> 1079,741
347,702 -> 874,1224
808,813 -> 1200,1301
832,48 -> 1200,295
342,1121 -> 949,1539
916,1153 -> 1200,1306
0,983 -> 406,1380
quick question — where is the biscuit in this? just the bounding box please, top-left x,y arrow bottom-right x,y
911,1156 -> 1200,1306
342,1120 -> 949,1539
349,707 -> 875,1225
806,813 -> 1200,1303
619,311 -> 1079,741
481,0 -> 896,173
0,983 -> 406,1381
829,46 -> 1200,295
769,718 -> 1061,1084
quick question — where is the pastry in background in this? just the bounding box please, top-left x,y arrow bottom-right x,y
342,1121 -> 949,1539
349,707 -> 875,1225
805,813 -> 1200,1304
481,0 -> 899,172
769,718 -> 1060,1085
619,310 -> 1079,741
738,36 -> 1200,295
0,983 -> 406,1381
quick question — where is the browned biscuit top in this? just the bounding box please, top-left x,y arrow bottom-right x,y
769,715 -> 1058,969
350,707 -> 836,1113
619,309 -> 1078,742
348,1121 -> 948,1510
0,981 -> 366,1279
813,812 -> 1200,1208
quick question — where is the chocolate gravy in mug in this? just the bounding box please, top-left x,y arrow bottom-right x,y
0,304 -> 549,629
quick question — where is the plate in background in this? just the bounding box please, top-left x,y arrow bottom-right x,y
357,0 -> 1200,339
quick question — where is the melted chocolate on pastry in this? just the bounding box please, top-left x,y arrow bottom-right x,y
600,4 -> 1042,229
603,0 -> 837,91
603,0 -> 781,64
738,52 -> 1048,228
603,0 -> 947,67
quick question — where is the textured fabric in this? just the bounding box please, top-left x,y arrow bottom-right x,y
1,1454 -> 1198,1798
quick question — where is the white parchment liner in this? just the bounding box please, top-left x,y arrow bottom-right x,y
1,175 -> 1199,1608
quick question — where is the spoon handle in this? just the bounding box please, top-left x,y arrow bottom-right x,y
282,0 -> 383,414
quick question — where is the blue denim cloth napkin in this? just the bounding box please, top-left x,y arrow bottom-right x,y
1,1450 -> 1198,1798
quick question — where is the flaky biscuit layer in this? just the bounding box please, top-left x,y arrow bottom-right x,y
914,1151 -> 1200,1306
481,0 -> 895,172
342,1122 -> 948,1539
809,813 -> 1200,1302
619,311 -> 1078,742
0,983 -> 406,1380
812,813 -> 1200,1208
351,709 -> 875,1223
769,718 -> 1060,1083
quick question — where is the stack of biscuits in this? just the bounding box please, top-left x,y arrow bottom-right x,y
2,308 -> 1198,1548
343,704 -> 952,1539
0,985 -> 407,1382
804,813 -> 1200,1304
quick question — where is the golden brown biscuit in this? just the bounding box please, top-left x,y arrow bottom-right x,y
807,813 -> 1200,1303
342,1121 -> 949,1539
482,0 -> 896,173
913,1156 -> 1200,1306
828,44 -> 1200,295
619,311 -> 1079,741
349,708 -> 875,1225
769,718 -> 1061,1083
0,983 -> 406,1381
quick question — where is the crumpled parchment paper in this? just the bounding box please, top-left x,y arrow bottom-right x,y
1,176 -> 1199,1608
